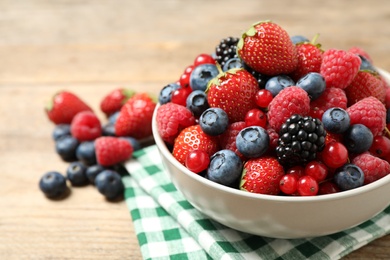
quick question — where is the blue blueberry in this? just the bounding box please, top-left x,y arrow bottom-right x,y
290,35 -> 309,44
199,108 -> 229,136
343,124 -> 373,154
206,149 -> 243,187
55,135 -> 79,162
189,64 -> 219,91
334,163 -> 364,191
102,123 -> 116,136
236,126 -> 270,158
76,141 -> 96,165
95,170 -> 124,200
322,107 -> 350,134
265,75 -> 295,97
120,136 -> 142,152
296,72 -> 326,100
52,124 -> 71,141
158,83 -> 181,104
86,164 -> 107,184
222,57 -> 244,71
39,171 -> 68,198
186,90 -> 209,117
358,55 -> 376,72
66,161 -> 88,186
108,111 -> 120,125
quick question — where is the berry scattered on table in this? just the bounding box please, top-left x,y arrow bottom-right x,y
39,171 -> 68,198
100,88 -> 135,117
70,111 -> 102,142
66,161 -> 88,186
94,169 -> 125,200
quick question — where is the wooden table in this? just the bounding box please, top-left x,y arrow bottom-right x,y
1,0 -> 389,259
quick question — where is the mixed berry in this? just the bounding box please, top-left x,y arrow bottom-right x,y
156,20 -> 390,196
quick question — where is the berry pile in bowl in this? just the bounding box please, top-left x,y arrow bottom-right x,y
153,20 -> 390,238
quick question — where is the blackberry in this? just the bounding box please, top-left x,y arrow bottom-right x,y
243,63 -> 269,88
275,114 -> 326,166
215,37 -> 239,68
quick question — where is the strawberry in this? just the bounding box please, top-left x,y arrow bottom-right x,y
172,125 -> 219,165
237,21 -> 298,76
346,96 -> 386,136
95,136 -> 133,166
70,111 -> 102,141
156,102 -> 196,145
115,93 -> 157,139
45,91 -> 92,125
240,156 -> 285,195
352,153 -> 390,185
100,88 -> 135,117
320,49 -> 361,89
344,71 -> 386,106
290,40 -> 323,81
309,87 -> 348,119
206,68 -> 259,123
267,86 -> 311,132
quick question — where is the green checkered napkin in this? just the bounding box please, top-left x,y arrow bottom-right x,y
123,145 -> 390,260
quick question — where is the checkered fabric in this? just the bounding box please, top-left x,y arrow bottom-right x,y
123,145 -> 390,260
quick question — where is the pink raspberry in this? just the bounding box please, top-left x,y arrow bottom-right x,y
309,87 -> 347,119
219,121 -> 247,160
320,49 -> 361,89
346,96 -> 386,136
156,103 -> 196,144
352,153 -> 390,185
267,86 -> 310,132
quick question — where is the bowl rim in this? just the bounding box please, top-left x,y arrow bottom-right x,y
152,68 -> 390,203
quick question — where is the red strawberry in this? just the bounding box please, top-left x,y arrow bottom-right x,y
352,153 -> 390,185
172,125 -> 219,165
100,88 -> 135,117
206,68 -> 259,122
240,156 -> 285,195
346,96 -> 386,136
115,93 -> 157,139
309,87 -> 348,119
156,102 -> 196,145
95,136 -> 133,166
45,91 -> 92,125
267,86 -> 311,132
320,49 -> 361,89
344,71 -> 386,106
70,111 -> 102,141
237,21 -> 298,76
218,121 -> 247,160
290,41 -> 323,81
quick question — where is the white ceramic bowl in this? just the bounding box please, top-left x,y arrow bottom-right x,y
151,69 -> 390,239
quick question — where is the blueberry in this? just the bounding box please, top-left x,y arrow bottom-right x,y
189,64 -> 219,91
158,83 -> 181,104
199,108 -> 229,136
108,111 -> 120,125
387,108 -> 390,124
186,90 -> 209,117
222,57 -> 243,71
120,136 -> 142,152
322,107 -> 350,134
95,170 -> 124,200
66,161 -> 88,186
52,124 -> 71,141
206,149 -> 243,187
343,124 -> 373,154
265,75 -> 295,97
39,171 -> 68,198
296,72 -> 326,100
334,163 -> 364,191
102,123 -> 116,136
358,55 -> 376,72
290,35 -> 309,44
236,126 -> 270,158
76,141 -> 96,165
86,164 -> 107,184
55,135 -> 79,162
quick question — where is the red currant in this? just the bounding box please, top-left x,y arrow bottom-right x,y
179,65 -> 194,88
285,165 -> 305,179
255,89 -> 273,108
185,150 -> 210,173
320,142 -> 348,169
244,108 -> 267,128
279,174 -> 298,195
369,135 -> 390,159
297,175 -> 319,196
193,54 -> 215,66
318,181 -> 340,195
304,161 -> 328,182
171,87 -> 192,106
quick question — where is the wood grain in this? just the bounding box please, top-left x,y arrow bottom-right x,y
0,0 -> 389,259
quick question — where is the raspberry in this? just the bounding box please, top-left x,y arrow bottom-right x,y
320,49 -> 361,89
346,96 -> 386,136
156,103 -> 196,144
218,121 -> 246,160
352,153 -> 390,185
309,87 -> 347,119
70,111 -> 102,142
267,86 -> 310,132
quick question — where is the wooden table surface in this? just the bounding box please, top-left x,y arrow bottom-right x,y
1,0 -> 389,259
